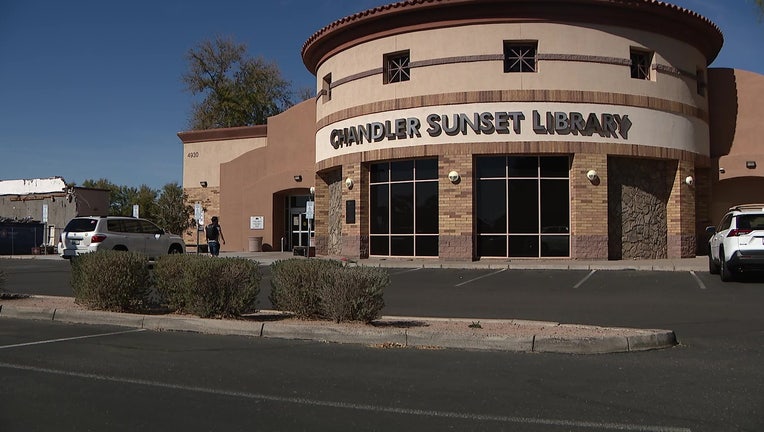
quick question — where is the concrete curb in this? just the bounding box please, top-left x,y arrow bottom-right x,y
0,304 -> 677,354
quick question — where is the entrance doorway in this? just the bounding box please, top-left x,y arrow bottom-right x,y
284,194 -> 313,251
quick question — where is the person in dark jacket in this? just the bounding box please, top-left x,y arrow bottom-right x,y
205,216 -> 225,256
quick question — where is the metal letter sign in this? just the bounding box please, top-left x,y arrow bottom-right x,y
42,204 -> 49,223
306,201 -> 315,220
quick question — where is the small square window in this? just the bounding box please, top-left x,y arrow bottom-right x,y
504,42 -> 537,73
696,68 -> 706,97
630,49 -> 652,80
322,73 -> 332,102
384,51 -> 410,84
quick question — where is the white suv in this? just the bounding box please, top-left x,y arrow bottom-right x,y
707,204 -> 764,281
59,216 -> 185,259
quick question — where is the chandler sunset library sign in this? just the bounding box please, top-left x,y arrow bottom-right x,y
329,110 -> 633,149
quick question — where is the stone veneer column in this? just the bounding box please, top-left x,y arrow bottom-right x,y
570,153 -> 608,259
439,154 -> 473,260
340,162 -> 367,259
183,186 -> 220,247
668,159 -> 696,258
314,173 -> 329,256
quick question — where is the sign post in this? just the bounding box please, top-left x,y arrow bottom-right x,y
306,200 -> 314,258
194,202 -> 204,255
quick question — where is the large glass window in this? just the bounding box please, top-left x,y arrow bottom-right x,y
476,156 -> 570,258
369,158 -> 438,256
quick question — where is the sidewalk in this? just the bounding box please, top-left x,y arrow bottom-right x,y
216,251 -> 708,272
1,249 -> 708,272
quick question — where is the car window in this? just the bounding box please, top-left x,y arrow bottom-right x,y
64,219 -> 98,232
139,220 -> 163,234
719,214 -> 733,231
121,219 -> 141,234
737,214 -> 764,230
107,219 -> 125,232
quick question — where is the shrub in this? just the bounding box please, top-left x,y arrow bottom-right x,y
70,250 -> 151,312
155,255 -> 261,318
320,266 -> 388,323
153,253 -> 203,310
270,259 -> 388,323
269,258 -> 343,319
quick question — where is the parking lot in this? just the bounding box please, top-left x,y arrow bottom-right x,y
2,258 -> 763,431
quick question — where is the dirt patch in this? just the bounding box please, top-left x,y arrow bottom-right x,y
1,295 -> 659,340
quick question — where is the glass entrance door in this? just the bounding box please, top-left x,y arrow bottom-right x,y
285,194 -> 313,251
291,212 -> 311,248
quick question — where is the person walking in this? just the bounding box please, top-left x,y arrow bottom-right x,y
205,216 -> 225,256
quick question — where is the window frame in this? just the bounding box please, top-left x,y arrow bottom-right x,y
503,41 -> 538,73
383,50 -> 411,84
630,48 -> 653,80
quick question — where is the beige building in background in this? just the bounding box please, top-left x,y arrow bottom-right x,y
180,0 -> 764,261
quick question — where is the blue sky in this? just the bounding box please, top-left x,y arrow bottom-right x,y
1,0 -> 762,190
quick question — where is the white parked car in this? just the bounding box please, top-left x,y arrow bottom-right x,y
707,204 -> 764,281
59,216 -> 185,259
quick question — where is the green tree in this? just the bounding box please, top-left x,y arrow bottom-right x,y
155,182 -> 193,235
182,36 -> 294,129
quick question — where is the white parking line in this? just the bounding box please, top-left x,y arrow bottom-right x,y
0,329 -> 147,350
573,270 -> 597,289
0,361 -> 692,432
390,268 -> 422,275
689,271 -> 707,290
454,268 -> 506,287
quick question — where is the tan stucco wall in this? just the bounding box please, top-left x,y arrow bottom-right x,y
218,100 -> 317,252
707,68 -> 764,225
182,136 -> 267,189
316,22 -> 708,120
709,68 -> 764,181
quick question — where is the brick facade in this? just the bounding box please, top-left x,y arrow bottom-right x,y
439,154 -> 473,260
184,186 -> 220,248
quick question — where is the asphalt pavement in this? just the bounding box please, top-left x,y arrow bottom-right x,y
0,252 -> 710,353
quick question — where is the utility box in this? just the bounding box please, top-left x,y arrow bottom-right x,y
248,236 -> 263,252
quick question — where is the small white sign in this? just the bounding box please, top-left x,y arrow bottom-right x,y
42,204 -> 48,223
250,216 -> 264,230
306,201 -> 314,220
132,204 -> 140,218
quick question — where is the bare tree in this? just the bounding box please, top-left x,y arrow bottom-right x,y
182,36 -> 293,129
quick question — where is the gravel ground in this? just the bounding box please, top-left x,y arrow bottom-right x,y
1,295 -> 661,339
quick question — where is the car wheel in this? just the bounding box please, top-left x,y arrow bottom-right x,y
168,245 -> 183,254
720,248 -> 735,282
708,253 -> 720,274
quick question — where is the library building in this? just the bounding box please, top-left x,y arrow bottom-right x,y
180,0 -> 764,261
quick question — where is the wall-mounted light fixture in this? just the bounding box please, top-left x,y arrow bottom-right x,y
294,175 -> 303,182
309,186 -> 315,196
685,176 -> 694,186
447,170 -> 460,183
200,181 -> 208,188
586,170 -> 598,182
719,167 -> 726,174
746,161 -> 757,169
345,177 -> 354,189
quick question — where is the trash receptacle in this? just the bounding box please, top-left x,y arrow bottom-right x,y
248,236 -> 263,252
